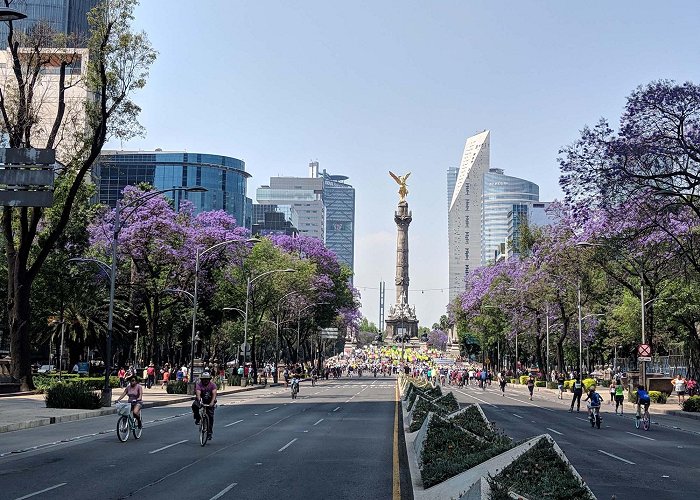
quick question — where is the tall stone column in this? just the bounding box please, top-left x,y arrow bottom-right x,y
395,200 -> 411,305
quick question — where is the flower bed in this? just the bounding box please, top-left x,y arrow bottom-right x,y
450,405 -> 505,442
420,416 -> 513,488
409,392 -> 460,432
407,384 -> 442,411
487,438 -> 594,499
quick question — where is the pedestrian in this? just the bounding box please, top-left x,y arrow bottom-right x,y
527,375 -> 535,400
498,371 -> 507,396
146,362 -> 156,389
118,367 -> 126,388
614,378 -> 625,415
569,375 -> 583,412
557,372 -> 565,399
672,374 -> 687,406
161,367 -> 170,389
609,380 -> 615,405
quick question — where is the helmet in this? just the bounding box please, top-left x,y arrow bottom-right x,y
200,371 -> 211,380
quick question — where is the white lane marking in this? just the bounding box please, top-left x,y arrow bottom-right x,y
265,407 -> 279,413
209,482 -> 238,500
575,417 -> 588,422
598,449 -> 635,465
456,389 -> 498,408
278,438 -> 298,452
313,418 -> 324,426
512,414 -> 523,419
333,406 -> 341,412
225,419 -> 244,427
14,483 -> 67,500
149,440 -> 188,454
546,427 -> 563,436
625,431 -> 655,441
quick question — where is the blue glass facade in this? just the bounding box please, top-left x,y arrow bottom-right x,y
95,151 -> 252,229
0,1 -> 99,44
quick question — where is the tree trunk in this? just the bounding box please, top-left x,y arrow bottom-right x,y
8,265 -> 34,390
251,331 -> 258,383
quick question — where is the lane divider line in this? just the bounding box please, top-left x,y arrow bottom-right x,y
512,414 -> 523,419
265,407 -> 279,413
149,440 -> 188,454
209,482 -> 238,500
333,406 -> 341,412
598,449 -> 635,464
625,431 -> 655,441
313,419 -> 324,426
278,438 -> 298,452
14,482 -> 67,500
225,420 -> 244,427
546,427 -> 563,436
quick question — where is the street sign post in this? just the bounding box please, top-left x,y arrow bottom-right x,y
638,356 -> 652,362
638,344 -> 651,357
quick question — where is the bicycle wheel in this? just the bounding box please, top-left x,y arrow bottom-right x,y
596,413 -> 601,429
643,413 -> 650,431
635,415 -> 640,429
199,415 -> 209,446
133,419 -> 143,439
117,416 -> 129,442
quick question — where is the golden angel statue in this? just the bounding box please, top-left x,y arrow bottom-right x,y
389,171 -> 411,201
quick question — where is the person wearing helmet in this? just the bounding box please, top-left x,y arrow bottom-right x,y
192,371 -> 217,440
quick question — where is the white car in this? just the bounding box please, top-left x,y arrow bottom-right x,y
37,364 -> 55,374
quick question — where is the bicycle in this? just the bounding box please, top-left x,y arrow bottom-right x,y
197,403 -> 214,446
635,403 -> 650,431
588,404 -> 602,429
115,402 -> 142,442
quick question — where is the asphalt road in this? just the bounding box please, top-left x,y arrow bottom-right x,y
452,382 -> 700,500
0,377 -> 407,500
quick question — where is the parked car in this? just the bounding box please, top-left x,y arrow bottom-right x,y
37,364 -> 55,374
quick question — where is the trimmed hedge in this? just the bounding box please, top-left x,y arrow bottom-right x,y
407,384 -> 442,411
34,375 -> 120,392
547,381 -> 558,390
409,392 -> 460,432
45,382 -> 101,409
488,438 -> 594,500
683,395 -> 700,412
535,381 -> 546,387
166,381 -> 188,394
629,390 -> 667,404
421,416 -> 513,488
450,405 -> 506,442
519,375 -> 530,385
563,378 -> 596,392
508,378 -> 517,384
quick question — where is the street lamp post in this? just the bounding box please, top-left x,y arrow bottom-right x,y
271,290 -> 305,383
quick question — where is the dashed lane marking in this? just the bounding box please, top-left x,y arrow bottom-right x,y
149,440 -> 188,454
14,482 -> 67,500
625,431 -> 655,441
512,414 -> 523,419
333,406 -> 341,412
598,449 -> 635,464
313,419 -> 324,426
209,482 -> 237,500
225,420 -> 244,427
546,427 -> 563,436
278,438 -> 298,452
264,407 -> 279,413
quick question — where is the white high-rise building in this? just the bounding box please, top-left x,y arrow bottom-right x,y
448,130 -> 490,303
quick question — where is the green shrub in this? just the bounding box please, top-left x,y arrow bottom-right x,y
535,381 -> 546,387
451,405 -> 504,441
166,381 -> 188,394
421,416 -> 512,488
45,382 -> 101,409
683,395 -> 700,412
582,378 -> 596,390
227,374 -> 241,387
648,391 -> 667,404
407,384 -> 442,411
519,375 -> 529,385
629,391 -> 638,404
488,438 -> 593,500
600,379 -> 611,388
563,380 -> 573,390
35,375 -> 119,392
508,378 -> 517,384
409,392 -> 459,432
547,381 -> 558,390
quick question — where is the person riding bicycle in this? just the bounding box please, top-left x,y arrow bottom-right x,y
583,386 -> 603,421
290,374 -> 300,395
115,374 -> 143,428
636,385 -> 651,418
192,371 -> 217,440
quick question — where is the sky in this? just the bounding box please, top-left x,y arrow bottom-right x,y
118,0 -> 700,329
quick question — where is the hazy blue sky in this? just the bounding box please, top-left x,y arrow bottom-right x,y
118,0 -> 700,328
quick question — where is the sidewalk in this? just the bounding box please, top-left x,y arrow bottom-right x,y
0,383 -> 267,434
451,380 -> 700,421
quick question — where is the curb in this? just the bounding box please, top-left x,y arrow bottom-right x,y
0,384 -> 265,434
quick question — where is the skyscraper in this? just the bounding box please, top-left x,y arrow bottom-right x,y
448,130 -> 490,302
447,166 -> 459,209
95,150 -> 253,228
314,162 -> 355,272
481,169 -> 539,264
0,0 -> 99,44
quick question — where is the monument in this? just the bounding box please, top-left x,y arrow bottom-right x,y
385,171 -> 419,341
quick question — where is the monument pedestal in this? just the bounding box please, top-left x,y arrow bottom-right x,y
384,317 -> 419,341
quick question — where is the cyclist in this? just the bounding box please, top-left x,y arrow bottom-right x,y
192,371 -> 217,441
583,385 -> 603,426
290,373 -> 300,397
115,374 -> 143,428
636,385 -> 651,421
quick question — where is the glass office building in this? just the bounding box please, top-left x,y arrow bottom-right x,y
481,168 -> 539,264
319,168 -> 355,273
0,0 -> 98,44
94,150 -> 253,229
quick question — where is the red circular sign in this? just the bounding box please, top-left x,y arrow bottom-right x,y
638,344 -> 651,357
